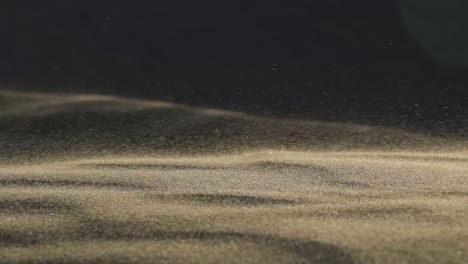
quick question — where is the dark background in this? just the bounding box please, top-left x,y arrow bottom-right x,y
1,0 -> 467,135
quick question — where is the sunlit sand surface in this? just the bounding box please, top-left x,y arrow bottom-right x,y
1,90 -> 467,263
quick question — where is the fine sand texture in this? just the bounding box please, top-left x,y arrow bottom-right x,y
1,90 -> 467,263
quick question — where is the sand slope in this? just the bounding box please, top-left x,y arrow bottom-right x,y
1,90 -> 468,263
1,89 -> 465,162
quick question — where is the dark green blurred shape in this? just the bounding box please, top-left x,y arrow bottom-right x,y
400,0 -> 468,66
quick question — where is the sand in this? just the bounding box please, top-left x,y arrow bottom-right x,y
0,90 -> 467,263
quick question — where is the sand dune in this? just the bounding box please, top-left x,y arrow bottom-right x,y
1,89 -> 465,162
1,90 -> 468,263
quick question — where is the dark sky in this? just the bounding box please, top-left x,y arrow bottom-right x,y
1,0 -> 467,133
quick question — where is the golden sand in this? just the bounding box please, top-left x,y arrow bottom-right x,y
1,90 -> 467,263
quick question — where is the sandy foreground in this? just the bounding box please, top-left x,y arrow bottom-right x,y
1,90 -> 467,263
